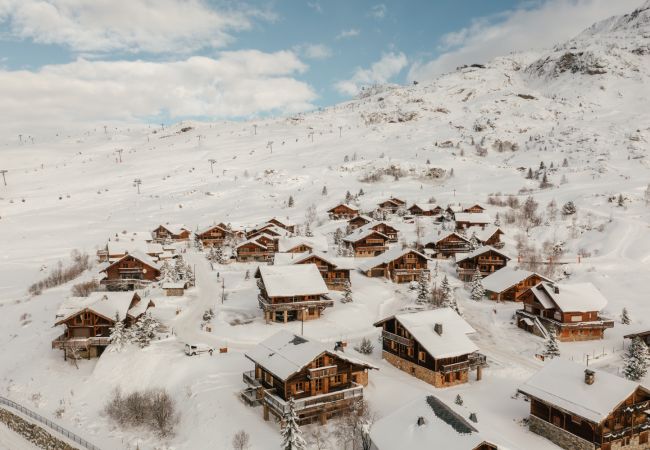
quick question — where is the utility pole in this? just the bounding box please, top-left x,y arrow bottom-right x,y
221,277 -> 226,304
115,149 -> 123,162
103,125 -> 107,135
208,158 -> 216,174
253,124 -> 257,135
0,170 -> 7,186
18,134 -> 22,144
133,178 -> 142,194
338,126 -> 342,138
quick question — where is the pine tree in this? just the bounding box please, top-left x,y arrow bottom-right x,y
455,394 -> 463,406
621,307 -> 630,325
185,264 -> 195,286
623,337 -> 649,381
133,312 -> 159,348
280,398 -> 306,450
345,191 -> 353,204
109,314 -> 129,351
333,228 -> 343,246
304,223 -> 313,237
341,281 -> 353,303
416,271 -> 430,305
174,257 -> 187,281
494,212 -> 501,227
468,233 -> 480,251
440,275 -> 459,313
245,269 -> 250,280
321,186 -> 327,196
470,269 -> 484,301
159,260 -> 175,282
288,195 -> 295,207
358,188 -> 364,196
526,168 -> 533,179
562,201 -> 576,216
543,326 -> 561,359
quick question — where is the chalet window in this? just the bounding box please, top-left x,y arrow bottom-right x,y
390,341 -> 397,351
295,382 -> 305,393
571,315 -> 582,322
334,374 -> 343,384
418,351 -> 426,362
315,357 -> 324,368
264,372 -> 273,385
571,415 -> 581,425
314,379 -> 322,391
407,347 -> 414,358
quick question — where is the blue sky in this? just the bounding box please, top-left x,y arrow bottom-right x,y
0,0 -> 642,134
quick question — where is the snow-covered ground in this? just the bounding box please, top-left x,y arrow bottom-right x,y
1,3 -> 650,449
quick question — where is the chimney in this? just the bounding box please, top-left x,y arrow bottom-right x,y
417,416 -> 426,426
584,369 -> 595,385
434,323 -> 443,336
554,285 -> 560,294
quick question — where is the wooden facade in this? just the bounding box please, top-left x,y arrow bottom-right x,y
408,204 -> 442,216
456,248 -> 510,281
361,250 -> 429,283
267,218 -> 296,234
486,273 -> 549,302
292,254 -> 351,290
374,315 -> 486,388
368,222 -> 398,243
236,240 -> 274,262
347,215 -> 372,230
196,224 -> 232,247
328,204 -> 359,220
152,225 -> 191,242
100,253 -> 160,290
424,232 -> 470,258
377,198 -> 406,214
344,230 -> 389,257
463,204 -> 486,214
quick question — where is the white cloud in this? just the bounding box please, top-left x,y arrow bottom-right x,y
369,4 -> 387,19
307,2 -> 323,14
295,43 -> 333,60
336,29 -> 361,40
408,0 -> 643,81
335,52 -> 408,96
0,0 -> 274,54
0,50 -> 316,134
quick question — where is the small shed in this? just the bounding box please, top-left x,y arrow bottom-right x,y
163,281 -> 188,296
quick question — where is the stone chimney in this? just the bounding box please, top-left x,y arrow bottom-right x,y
434,323 -> 443,336
584,369 -> 595,385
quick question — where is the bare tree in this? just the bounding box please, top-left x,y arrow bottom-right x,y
232,430 -> 250,450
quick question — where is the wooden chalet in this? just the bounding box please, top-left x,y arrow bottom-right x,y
342,228 -> 389,257
347,214 -> 372,230
422,231 -> 470,258
408,203 -> 443,217
196,223 -> 233,247
377,197 -> 406,214
363,221 -> 398,243
519,359 -> 650,450
241,330 -> 376,425
266,218 -> 296,234
327,203 -> 359,220
151,224 -> 191,242
358,247 -> 429,283
482,267 -> 551,302
374,308 -> 487,388
52,292 -> 154,359
516,282 -> 614,341
455,246 -> 510,281
462,203 -> 486,214
162,281 -> 189,296
235,237 -> 275,262
454,212 -> 492,230
99,251 -> 161,290
277,238 -> 315,254
255,265 -> 333,322
624,330 -> 650,347
371,395 -> 499,450
276,251 -> 352,291
467,225 -> 505,249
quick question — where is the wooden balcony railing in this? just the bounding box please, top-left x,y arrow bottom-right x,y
242,370 -> 262,388
257,295 -> 334,311
51,334 -> 111,349
382,330 -> 413,347
263,383 -> 363,415
308,366 -> 337,380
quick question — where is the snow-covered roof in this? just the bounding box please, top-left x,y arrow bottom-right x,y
236,237 -> 268,250
358,247 -> 428,271
356,221 -> 396,235
55,292 -> 139,324
349,214 -> 373,223
454,212 -> 491,224
277,237 -> 319,253
377,308 -> 478,359
531,282 -> 608,312
127,299 -> 154,318
158,224 -> 190,235
102,250 -> 161,272
455,246 -> 510,263
342,227 -> 389,243
409,203 -> 440,211
482,267 -> 550,293
196,223 -> 229,236
421,231 -> 469,245
466,225 -> 503,242
328,203 -> 359,212
245,330 -> 376,381
162,282 -> 187,289
258,264 -> 328,297
371,396 -> 486,450
267,217 -> 295,227
518,358 -> 644,423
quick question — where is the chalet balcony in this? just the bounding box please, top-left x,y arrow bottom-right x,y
440,353 -> 487,374
257,295 -> 334,312
381,330 -> 413,347
242,370 -> 262,388
263,383 -> 363,416
308,365 -> 337,380
51,334 -> 111,349
602,417 -> 650,441
392,268 -> 429,277
517,310 -> 615,330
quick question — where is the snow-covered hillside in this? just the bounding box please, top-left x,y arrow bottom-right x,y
0,2 -> 649,449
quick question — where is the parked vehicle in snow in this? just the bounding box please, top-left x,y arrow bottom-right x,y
184,343 -> 213,356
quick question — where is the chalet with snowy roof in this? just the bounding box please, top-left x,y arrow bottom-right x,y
408,203 -> 443,217
347,214 -> 373,230
374,308 -> 487,388
516,282 -> 614,341
235,237 -> 275,262
361,221 -> 399,242
377,197 -> 406,214
422,231 -> 470,258
467,225 -> 505,249
52,292 -> 154,359
518,359 -> 650,450
255,265 -> 333,322
624,330 -> 650,347
275,251 -> 352,291
358,247 -> 429,283
151,224 -> 192,242
342,228 -> 389,257
196,223 -> 233,247
99,251 -> 161,290
277,238 -> 315,254
454,212 -> 492,230
456,246 -> 510,281
327,203 -> 359,220
241,330 -> 376,425
98,241 -> 165,263
247,224 -> 284,239
371,395 -> 498,450
162,281 -> 189,296
482,267 -> 551,302
266,218 -> 296,234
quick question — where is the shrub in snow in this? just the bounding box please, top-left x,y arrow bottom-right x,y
28,250 -> 92,296
341,281 -> 353,303
71,279 -> 99,297
621,307 -> 630,325
470,269 -> 485,301
355,338 -> 374,355
280,398 -> 306,450
132,312 -> 159,348
543,326 -> 561,359
623,337 -> 649,381
232,430 -> 250,450
104,388 -> 178,437
455,394 -> 463,406
468,233 -> 480,251
109,315 -> 129,352
562,201 -> 577,216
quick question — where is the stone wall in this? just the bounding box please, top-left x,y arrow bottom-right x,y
610,434 -> 650,450
0,408 -> 77,450
382,351 -> 468,388
528,414 -> 594,450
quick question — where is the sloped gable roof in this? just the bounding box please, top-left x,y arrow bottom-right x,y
358,247 -> 428,271
531,282 -> 608,312
258,264 -> 328,297
482,267 -> 551,293
101,250 -> 161,272
55,292 -> 139,325
455,246 -> 510,263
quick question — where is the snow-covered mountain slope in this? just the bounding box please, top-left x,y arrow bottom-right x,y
0,3 -> 649,450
